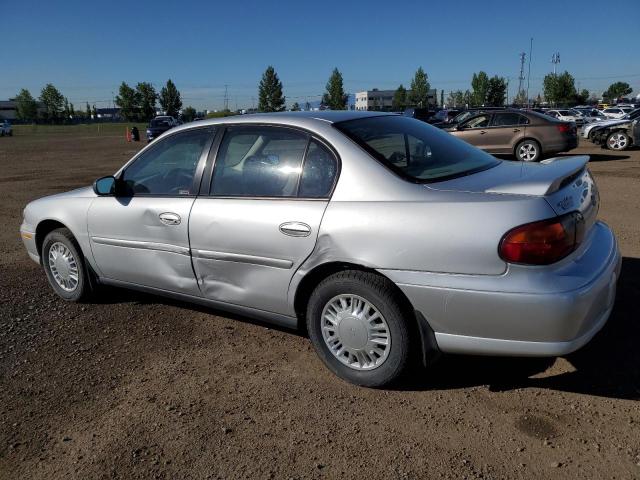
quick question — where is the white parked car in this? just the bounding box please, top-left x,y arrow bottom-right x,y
546,109 -> 581,123
0,120 -> 12,136
601,107 -> 634,119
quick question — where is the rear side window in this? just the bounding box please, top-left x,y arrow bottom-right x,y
335,115 -> 499,183
491,113 -> 528,126
299,139 -> 338,198
211,126 -> 308,197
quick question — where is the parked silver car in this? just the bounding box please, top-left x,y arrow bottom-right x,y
20,112 -> 620,387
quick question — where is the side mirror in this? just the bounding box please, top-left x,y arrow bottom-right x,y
93,175 -> 117,196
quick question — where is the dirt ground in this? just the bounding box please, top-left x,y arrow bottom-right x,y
0,131 -> 639,480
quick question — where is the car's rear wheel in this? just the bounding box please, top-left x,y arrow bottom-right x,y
42,228 -> 93,302
515,139 -> 541,162
606,131 -> 630,151
306,270 -> 413,387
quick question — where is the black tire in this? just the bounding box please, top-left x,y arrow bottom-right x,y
515,139 -> 541,162
42,228 -> 93,302
606,131 -> 630,151
306,270 -> 413,387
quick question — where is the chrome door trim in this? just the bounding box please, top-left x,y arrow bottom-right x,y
91,237 -> 190,256
192,249 -> 293,269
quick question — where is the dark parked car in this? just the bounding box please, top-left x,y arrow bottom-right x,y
429,109 -> 461,124
445,110 -> 578,161
591,118 -> 638,151
146,116 -> 178,142
403,107 -> 438,123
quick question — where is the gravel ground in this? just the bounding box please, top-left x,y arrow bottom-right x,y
0,132 -> 639,479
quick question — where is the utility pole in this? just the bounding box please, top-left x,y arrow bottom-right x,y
223,84 -> 229,111
517,52 -> 526,103
551,52 -> 560,75
526,38 -> 533,108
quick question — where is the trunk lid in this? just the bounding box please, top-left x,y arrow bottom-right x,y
427,155 -> 599,228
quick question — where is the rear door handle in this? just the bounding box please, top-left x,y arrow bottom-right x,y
159,212 -> 181,225
279,222 -> 311,237
479,130 -> 486,134
513,128 -> 521,132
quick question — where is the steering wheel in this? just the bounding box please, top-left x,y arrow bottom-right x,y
163,168 -> 193,194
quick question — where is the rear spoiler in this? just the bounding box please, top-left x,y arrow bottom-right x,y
486,156 -> 589,196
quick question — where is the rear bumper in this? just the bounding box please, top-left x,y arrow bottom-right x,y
382,221 -> 621,356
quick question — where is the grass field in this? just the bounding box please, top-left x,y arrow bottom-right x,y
10,122 -> 148,136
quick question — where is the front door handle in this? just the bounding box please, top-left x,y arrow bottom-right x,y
513,128 -> 521,132
279,222 -> 311,237
479,130 -> 486,134
159,212 -> 181,226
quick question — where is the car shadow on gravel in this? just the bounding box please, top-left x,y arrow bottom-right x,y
400,257 -> 640,400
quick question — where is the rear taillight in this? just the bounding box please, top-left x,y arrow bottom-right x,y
557,123 -> 573,134
499,213 -> 583,265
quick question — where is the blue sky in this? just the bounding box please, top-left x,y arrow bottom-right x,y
2,0 -> 639,110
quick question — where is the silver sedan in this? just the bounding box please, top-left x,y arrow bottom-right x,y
20,111 -> 620,387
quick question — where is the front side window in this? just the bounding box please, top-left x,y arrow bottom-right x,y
335,115 -> 499,182
121,128 -> 212,195
463,114 -> 491,128
211,126 -> 308,197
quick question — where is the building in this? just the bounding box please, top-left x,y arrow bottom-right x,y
355,88 -> 437,111
0,100 -> 46,120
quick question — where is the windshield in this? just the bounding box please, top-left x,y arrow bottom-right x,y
334,115 -> 499,183
150,118 -> 171,127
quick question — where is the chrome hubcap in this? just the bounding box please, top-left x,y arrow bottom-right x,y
321,294 -> 391,371
48,242 -> 79,292
608,133 -> 627,150
518,143 -> 537,161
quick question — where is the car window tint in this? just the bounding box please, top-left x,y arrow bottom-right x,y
211,126 -> 308,197
517,114 -> 530,125
299,139 -> 338,198
491,113 -> 522,127
122,128 -> 212,195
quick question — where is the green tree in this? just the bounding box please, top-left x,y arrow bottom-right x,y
181,105 -> 196,122
603,82 -> 632,102
258,66 -> 286,112
304,101 -> 311,111
471,71 -> 489,106
408,67 -> 430,107
39,84 -> 65,122
446,90 -> 465,107
91,105 -> 97,118
115,82 -> 141,121
543,71 -> 576,106
69,102 -> 75,117
439,89 -> 444,108
14,89 -> 38,122
513,90 -> 528,106
290,102 -> 300,111
392,84 -> 407,111
86,102 -> 91,119
486,76 -> 507,106
574,89 -> 590,105
159,79 -> 182,117
322,67 -> 347,110
136,82 -> 158,121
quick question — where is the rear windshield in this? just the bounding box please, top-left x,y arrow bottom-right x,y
334,115 -> 499,183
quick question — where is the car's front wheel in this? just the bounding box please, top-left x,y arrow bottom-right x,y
42,228 -> 92,302
606,131 -> 630,151
515,139 -> 541,162
306,270 -> 413,387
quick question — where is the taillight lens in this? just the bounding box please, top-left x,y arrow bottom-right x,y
499,213 -> 583,265
557,123 -> 573,134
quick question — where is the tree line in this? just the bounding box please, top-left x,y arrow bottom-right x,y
542,72 -> 632,107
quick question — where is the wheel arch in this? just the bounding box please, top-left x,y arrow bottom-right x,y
514,136 -> 542,156
35,219 -> 72,258
293,261 -> 440,367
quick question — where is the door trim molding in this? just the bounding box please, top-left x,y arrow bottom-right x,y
91,236 -> 190,256
192,248 -> 293,269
